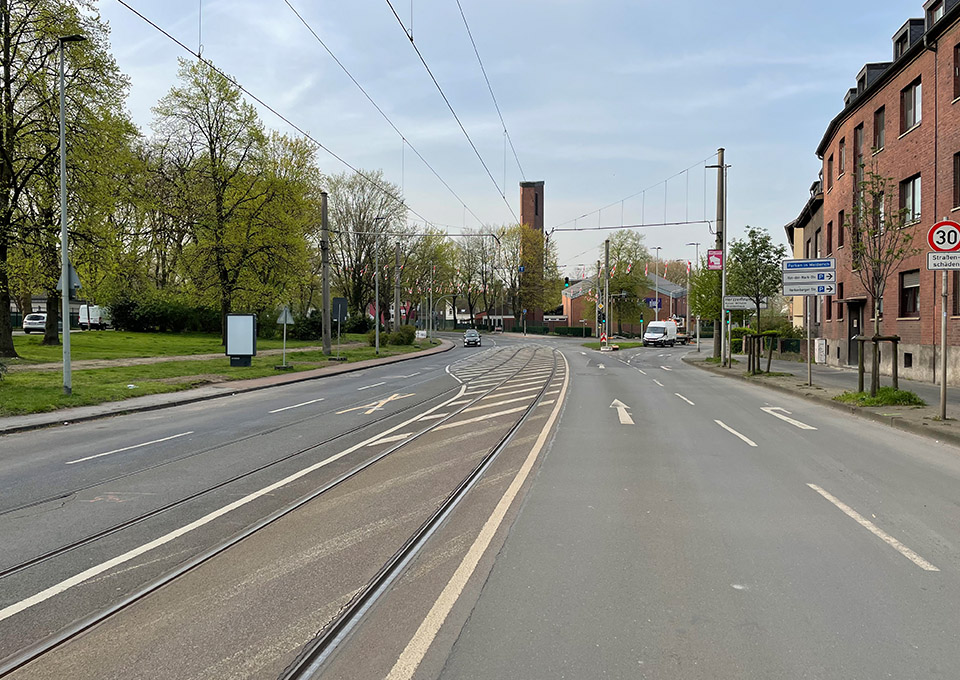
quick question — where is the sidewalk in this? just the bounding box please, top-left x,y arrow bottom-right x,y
0,340 -> 453,437
683,351 -> 960,449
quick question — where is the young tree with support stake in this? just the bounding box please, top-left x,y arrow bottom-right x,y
844,164 -> 920,397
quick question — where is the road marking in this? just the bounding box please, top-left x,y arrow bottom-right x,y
653,379 -> 664,387
386,355 -> 569,680
447,400 -> 470,406
445,365 -> 463,384
400,372 -> 421,378
417,413 -> 449,421
761,406 -> 817,430
636,369 -> 646,375
268,398 -> 325,414
660,365 -> 672,371
367,433 -> 412,447
337,393 -> 415,415
482,386 -> 541,399
0,385 -> 469,625
807,484 -> 939,571
434,405 -> 528,430
610,399 -> 634,425
545,390 -> 559,395
357,382 -> 386,391
463,395 -> 535,413
714,420 -> 757,447
598,364 -> 605,369
540,399 -> 555,406
580,352 -> 586,355
65,432 -> 194,465
675,393 -> 695,406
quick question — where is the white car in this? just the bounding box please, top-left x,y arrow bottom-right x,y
22,313 -> 46,333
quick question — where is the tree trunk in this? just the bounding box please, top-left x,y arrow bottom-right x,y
42,291 -> 60,345
870,298 -> 881,397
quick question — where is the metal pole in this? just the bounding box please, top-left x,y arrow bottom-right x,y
375,236 -> 380,355
282,320 -> 287,367
654,247 -> 660,322
696,315 -> 701,352
320,191 -> 331,356
721,157 -> 728,367
807,296 -> 813,386
942,269 -> 948,419
394,241 -> 401,332
58,40 -> 72,396
604,239 -> 610,345
595,259 -> 600,338
429,267 -> 433,340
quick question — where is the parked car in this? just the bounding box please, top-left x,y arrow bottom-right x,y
463,329 -> 481,347
79,304 -> 110,330
22,313 -> 46,333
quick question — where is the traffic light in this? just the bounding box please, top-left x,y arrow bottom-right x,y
564,276 -> 570,287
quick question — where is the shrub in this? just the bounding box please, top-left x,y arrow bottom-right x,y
366,329 -> 378,346
397,325 -> 416,344
387,331 -> 406,345
291,312 -> 323,341
834,387 -> 926,407
344,314 -> 371,334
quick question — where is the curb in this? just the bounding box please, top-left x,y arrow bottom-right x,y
0,340 -> 454,437
682,356 -> 960,450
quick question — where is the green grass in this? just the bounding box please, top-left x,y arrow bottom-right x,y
703,356 -> 740,365
833,387 -> 926,407
8,331 -> 367,364
581,341 -> 644,350
0,340 -> 436,416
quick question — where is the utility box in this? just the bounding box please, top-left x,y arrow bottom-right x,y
815,338 -> 827,364
226,314 -> 257,367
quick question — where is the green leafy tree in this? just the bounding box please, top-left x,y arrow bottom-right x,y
689,257 -> 721,324
728,226 -> 787,333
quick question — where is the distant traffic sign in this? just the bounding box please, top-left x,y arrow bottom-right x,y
928,220 -> 960,252
782,258 -> 836,272
782,271 -> 836,283
707,249 -> 723,270
277,306 -> 294,325
782,283 -> 837,295
723,296 -> 768,310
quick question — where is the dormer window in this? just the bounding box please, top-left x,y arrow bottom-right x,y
857,75 -> 866,93
895,35 -> 909,58
928,0 -> 944,26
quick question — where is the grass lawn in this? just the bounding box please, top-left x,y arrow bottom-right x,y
8,331 -> 367,364
0,340 -> 437,416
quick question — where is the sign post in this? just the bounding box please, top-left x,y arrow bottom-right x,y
277,306 -> 294,368
782,258 -> 836,386
927,220 -> 960,419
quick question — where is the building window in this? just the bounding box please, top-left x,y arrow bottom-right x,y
839,138 -> 846,174
901,78 -> 922,132
929,0 -> 944,26
899,269 -> 920,317
827,155 -> 834,190
900,174 -> 921,223
954,152 -> 960,208
838,210 -> 845,246
904,352 -> 913,368
874,107 -> 885,150
534,193 -> 539,217
826,221 -> 833,254
826,295 -> 833,320
815,228 -> 822,258
955,44 -> 960,99
896,35 -> 909,59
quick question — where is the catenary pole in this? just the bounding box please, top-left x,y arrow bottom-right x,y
321,191 -> 331,356
604,239 -> 610,345
394,241 -> 401,332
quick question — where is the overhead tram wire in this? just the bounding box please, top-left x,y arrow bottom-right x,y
454,0 -> 525,181
384,0 -> 520,225
283,0 -> 485,227
117,0 -> 439,228
549,151 -> 720,231
552,219 -> 713,233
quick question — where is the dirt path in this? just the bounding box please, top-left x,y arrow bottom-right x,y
5,343 -> 365,373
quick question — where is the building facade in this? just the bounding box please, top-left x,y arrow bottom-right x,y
561,274 -> 687,336
815,0 -> 960,383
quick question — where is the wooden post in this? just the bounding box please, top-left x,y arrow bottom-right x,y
766,335 -> 775,373
857,336 -> 865,393
891,338 -> 899,391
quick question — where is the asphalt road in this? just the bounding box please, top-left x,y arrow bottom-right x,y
5,334 -> 960,679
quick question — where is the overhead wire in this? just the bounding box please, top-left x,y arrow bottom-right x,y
282,0 -> 486,227
117,0 -> 437,226
384,0 -> 521,224
454,0 -> 525,181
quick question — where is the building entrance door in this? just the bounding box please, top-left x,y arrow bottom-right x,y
847,301 -> 863,366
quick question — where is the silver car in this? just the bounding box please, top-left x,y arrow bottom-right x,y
22,313 -> 46,334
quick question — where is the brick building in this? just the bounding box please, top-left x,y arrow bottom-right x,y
561,274 -> 687,336
784,181 -> 824,331
813,0 -> 960,383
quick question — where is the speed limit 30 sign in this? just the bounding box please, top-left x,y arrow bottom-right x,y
929,220 -> 960,251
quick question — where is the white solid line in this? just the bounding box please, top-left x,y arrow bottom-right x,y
661,366 -> 673,371
357,382 -> 386,391
367,433 -> 412,447
545,390 -> 560,395
463,395 -> 534,413
761,406 -> 817,430
0,387 -> 469,624
268,398 -> 325,414
65,432 -> 194,465
540,399 -> 556,406
481,386 -> 541,399
400,372 -> 421,378
636,369 -> 647,375
386,356 -> 570,680
653,379 -> 664,387
675,393 -> 695,406
807,483 -> 939,571
433,405 -> 528,430
447,400 -> 471,406
445,365 -> 463,384
417,413 -> 449,421
714,420 -> 757,447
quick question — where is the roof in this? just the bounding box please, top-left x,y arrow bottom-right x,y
783,180 -> 824,246
563,273 -> 686,300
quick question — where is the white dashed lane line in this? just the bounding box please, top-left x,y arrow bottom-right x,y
268,398 -> 325,414
675,393 -> 695,406
714,420 -> 757,447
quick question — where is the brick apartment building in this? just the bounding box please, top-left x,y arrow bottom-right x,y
813,0 -> 960,384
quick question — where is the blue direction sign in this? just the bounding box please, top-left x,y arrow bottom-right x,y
782,258 -> 836,272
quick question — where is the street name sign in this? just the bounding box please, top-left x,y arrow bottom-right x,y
782,271 -> 836,283
927,251 -> 960,270
723,296 -> 768,310
782,258 -> 836,272
782,282 -> 837,295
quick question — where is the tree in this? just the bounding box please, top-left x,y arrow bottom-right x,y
728,226 -> 787,334
844,164 -> 920,396
689,256 -> 721,327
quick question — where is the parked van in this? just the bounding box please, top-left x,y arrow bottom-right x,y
642,320 -> 677,347
79,304 -> 109,330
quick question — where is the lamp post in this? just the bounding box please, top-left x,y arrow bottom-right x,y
685,241 -> 700,346
651,246 -> 662,322
58,34 -> 85,396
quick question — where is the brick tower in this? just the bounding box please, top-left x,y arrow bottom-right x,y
518,181 -> 545,326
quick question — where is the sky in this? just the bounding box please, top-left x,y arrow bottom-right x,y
97,0 -> 924,277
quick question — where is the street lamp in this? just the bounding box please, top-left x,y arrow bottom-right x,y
58,33 -> 85,396
686,242 -> 700,351
651,246 -> 662,322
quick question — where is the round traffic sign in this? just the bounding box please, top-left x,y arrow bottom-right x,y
928,220 -> 960,252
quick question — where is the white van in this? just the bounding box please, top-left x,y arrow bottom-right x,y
79,304 -> 110,330
642,320 -> 677,347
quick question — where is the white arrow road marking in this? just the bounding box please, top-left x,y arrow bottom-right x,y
761,406 -> 817,430
675,393 -> 695,406
268,398 -> 325,414
653,379 -> 664,387
610,399 -> 634,425
660,366 -> 673,371
66,432 -> 194,465
715,420 -> 757,446
807,484 -> 939,571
